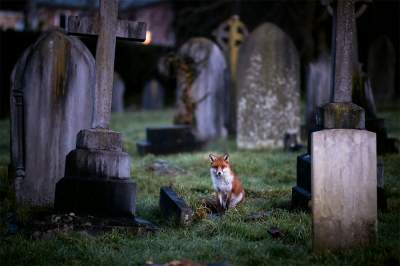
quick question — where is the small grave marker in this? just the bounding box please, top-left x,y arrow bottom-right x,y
160,187 -> 193,226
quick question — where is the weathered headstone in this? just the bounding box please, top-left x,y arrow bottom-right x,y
310,0 -> 377,252
367,35 -> 396,107
142,79 -> 164,110
312,129 -> 377,251
55,0 -> 146,217
111,72 -> 125,112
177,37 -> 228,141
236,23 -> 300,149
10,29 -> 95,206
160,186 -> 193,226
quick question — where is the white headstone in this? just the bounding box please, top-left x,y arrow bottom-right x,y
237,23 -> 300,149
178,37 -> 228,141
312,129 -> 377,252
10,30 -> 95,206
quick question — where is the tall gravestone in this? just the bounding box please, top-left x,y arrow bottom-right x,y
177,37 -> 228,141
367,35 -> 396,107
10,30 -> 95,206
111,72 -> 125,112
311,0 -> 377,252
236,23 -> 300,149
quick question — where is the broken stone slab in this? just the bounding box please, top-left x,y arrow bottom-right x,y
137,125 -> 202,156
159,186 -> 193,226
312,129 -> 377,252
65,148 -> 131,179
76,128 -> 122,151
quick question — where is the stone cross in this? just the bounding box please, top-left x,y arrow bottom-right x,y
324,0 -> 370,102
54,0 -> 145,217
213,15 -> 248,135
64,0 -> 146,128
310,0 -> 377,253
213,15 -> 248,82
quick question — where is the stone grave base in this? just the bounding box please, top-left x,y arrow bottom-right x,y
55,177 -> 136,217
291,153 -> 311,209
137,125 -> 203,155
55,128 -> 136,217
312,129 -> 377,252
292,152 -> 387,210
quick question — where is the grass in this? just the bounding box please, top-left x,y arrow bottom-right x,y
0,109 -> 399,266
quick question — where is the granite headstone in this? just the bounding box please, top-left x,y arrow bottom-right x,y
236,23 -> 300,149
10,30 -> 95,206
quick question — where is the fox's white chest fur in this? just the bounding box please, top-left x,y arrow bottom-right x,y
210,168 -> 234,193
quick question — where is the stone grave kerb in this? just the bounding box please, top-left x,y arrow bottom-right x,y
55,0 -> 146,217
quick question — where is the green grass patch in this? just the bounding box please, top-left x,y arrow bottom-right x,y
0,109 -> 399,266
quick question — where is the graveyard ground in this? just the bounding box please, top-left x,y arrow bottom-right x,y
0,109 -> 399,266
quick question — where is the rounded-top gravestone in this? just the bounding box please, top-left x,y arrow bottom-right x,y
177,37 -> 228,141
236,23 -> 300,149
10,30 -> 95,206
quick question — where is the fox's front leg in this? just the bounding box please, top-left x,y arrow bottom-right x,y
216,192 -> 224,210
225,191 -> 232,210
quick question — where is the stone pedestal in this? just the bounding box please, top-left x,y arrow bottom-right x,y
292,103 -> 387,210
136,125 -> 202,155
312,129 -> 377,252
55,129 -> 136,217
291,154 -> 311,209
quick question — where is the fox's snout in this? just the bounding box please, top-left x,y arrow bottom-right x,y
217,171 -> 222,176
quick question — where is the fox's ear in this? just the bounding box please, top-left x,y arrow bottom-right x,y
209,154 -> 216,163
223,153 -> 229,162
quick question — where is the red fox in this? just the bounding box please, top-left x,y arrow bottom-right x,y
209,153 -> 245,210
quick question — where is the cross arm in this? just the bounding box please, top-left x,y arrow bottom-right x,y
63,15 -> 147,42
